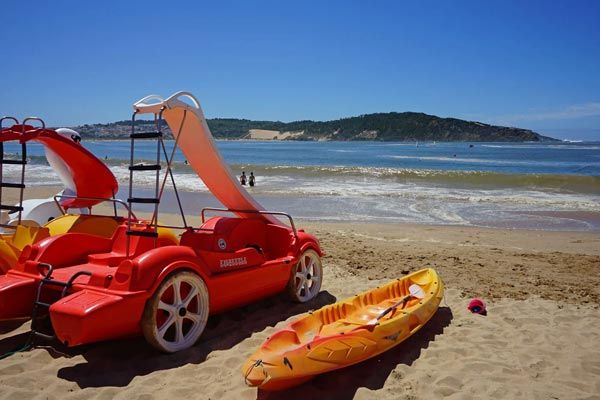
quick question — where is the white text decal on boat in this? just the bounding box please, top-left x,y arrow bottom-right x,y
220,257 -> 247,268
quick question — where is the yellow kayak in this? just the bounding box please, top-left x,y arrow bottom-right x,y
242,268 -> 444,391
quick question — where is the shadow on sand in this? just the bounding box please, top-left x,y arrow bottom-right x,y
0,318 -> 28,335
0,295 -> 451,397
256,306 -> 454,400
44,290 -> 337,388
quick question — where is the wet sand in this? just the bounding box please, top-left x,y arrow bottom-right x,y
0,186 -> 599,399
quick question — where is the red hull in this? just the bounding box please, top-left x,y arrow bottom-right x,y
0,216 -> 322,347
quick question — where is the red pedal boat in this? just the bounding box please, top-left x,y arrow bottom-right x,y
0,117 -> 124,273
0,92 -> 323,352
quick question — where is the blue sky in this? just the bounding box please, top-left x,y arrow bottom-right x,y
1,1 -> 599,140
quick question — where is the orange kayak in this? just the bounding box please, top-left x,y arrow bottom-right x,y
242,268 -> 444,391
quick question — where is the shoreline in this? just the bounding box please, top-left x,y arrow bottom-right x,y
7,185 -> 600,233
3,140 -> 599,232
80,138 -> 570,143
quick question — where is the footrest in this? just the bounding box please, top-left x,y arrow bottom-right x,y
129,164 -> 161,171
31,331 -> 56,341
130,131 -> 162,139
128,197 -> 160,204
2,159 -> 27,165
41,278 -> 69,288
0,205 -> 23,212
126,230 -> 159,238
0,182 -> 25,189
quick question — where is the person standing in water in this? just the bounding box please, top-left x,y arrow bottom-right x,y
240,171 -> 247,185
249,172 -> 256,187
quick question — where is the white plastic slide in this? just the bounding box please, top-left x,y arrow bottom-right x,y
133,92 -> 282,226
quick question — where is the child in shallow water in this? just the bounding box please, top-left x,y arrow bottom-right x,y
249,172 -> 255,187
240,171 -> 247,185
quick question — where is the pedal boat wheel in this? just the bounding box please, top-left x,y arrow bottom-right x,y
288,249 -> 322,303
142,271 -> 209,352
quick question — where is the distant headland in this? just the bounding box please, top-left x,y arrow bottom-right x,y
74,112 -> 557,142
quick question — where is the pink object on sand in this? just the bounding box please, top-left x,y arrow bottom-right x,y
467,298 -> 487,315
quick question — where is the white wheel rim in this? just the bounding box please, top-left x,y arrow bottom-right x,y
294,251 -> 321,302
154,275 -> 208,352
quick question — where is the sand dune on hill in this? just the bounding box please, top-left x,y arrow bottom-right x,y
245,129 -> 304,140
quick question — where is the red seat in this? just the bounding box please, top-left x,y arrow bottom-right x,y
180,230 -> 213,252
181,217 -> 267,254
87,225 -> 156,266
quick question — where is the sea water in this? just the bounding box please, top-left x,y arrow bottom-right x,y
3,140 -> 600,231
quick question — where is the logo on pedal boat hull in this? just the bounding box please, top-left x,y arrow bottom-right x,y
220,257 -> 247,268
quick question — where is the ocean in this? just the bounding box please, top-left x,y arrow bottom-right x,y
3,140 -> 600,231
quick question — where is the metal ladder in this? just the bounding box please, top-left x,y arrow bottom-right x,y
30,263 -> 91,342
126,109 -> 189,256
0,117 -> 27,228
126,112 -> 164,255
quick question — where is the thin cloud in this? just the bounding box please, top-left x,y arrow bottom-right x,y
490,102 -> 600,125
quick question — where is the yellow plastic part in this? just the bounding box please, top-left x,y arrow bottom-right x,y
46,215 -> 179,244
45,214 -> 120,237
157,225 -> 179,246
9,225 -> 50,251
242,268 -> 444,391
0,225 -> 50,273
0,240 -> 19,273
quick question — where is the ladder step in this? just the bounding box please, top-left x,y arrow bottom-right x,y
130,131 -> 162,139
0,205 -> 23,212
34,301 -> 53,308
129,164 -> 161,171
0,182 -> 25,189
128,197 -> 160,204
2,159 -> 26,165
126,230 -> 159,238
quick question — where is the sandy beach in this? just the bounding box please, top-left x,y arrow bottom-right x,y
0,186 -> 599,399
3,1 -> 600,398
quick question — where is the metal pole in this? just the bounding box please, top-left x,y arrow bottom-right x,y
153,113 -> 160,247
112,190 -> 118,217
154,109 -> 188,228
0,117 -> 21,227
53,194 -> 136,219
126,111 -> 137,257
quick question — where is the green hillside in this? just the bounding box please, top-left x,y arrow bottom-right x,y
75,112 -> 556,142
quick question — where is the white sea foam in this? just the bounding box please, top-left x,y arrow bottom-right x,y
481,144 -> 600,150
379,154 -> 600,167
2,164 -> 62,186
3,162 -> 599,231
6,163 -> 599,207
